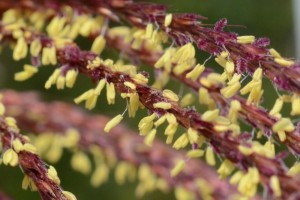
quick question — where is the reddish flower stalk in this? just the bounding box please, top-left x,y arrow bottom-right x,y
0,118 -> 72,200
3,0 -> 298,156
1,90 -> 253,200
106,31 -> 300,155
1,0 -> 298,94
0,22 -> 298,198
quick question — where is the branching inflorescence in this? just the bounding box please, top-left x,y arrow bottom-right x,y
0,0 -> 300,200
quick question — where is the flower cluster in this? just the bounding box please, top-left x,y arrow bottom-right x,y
0,0 -> 299,200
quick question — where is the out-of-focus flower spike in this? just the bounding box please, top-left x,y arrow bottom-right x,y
71,151 -> 92,175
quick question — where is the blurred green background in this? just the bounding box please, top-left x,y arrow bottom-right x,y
0,0 -> 295,199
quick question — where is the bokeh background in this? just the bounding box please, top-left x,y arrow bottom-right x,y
0,0 -> 295,199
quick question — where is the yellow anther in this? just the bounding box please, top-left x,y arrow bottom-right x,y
291,94 -> 300,116
42,46 -> 57,65
202,109 -> 219,122
106,82 -> 116,104
154,115 -> 167,127
30,38 -> 42,57
153,102 -> 172,110
94,79 -> 106,95
270,176 -> 281,197
198,88 -> 210,105
162,89 -> 179,102
187,128 -> 198,144
221,81 -> 241,98
272,118 -> 295,133
288,162 -> 300,176
173,133 -> 189,150
269,48 -> 282,58
215,57 -> 227,68
144,129 -> 157,147
74,89 -> 93,104
220,51 -> 229,58
238,145 -> 253,156
3,148 -> 19,167
13,37 -> 28,61
237,35 -> 255,44
124,81 -> 136,90
47,166 -> 60,184
217,159 -> 235,179
170,160 -> 185,177
65,69 -> 78,88
185,64 -> 205,81
172,43 -> 195,64
91,35 -> 106,55
253,68 -> 263,80
138,113 -> 156,135
164,14 -> 173,27
180,93 -> 195,107
71,151 -> 92,175
23,143 -> 37,154
56,76 -> 66,90
186,149 -> 204,158
269,98 -> 284,116
205,146 -> 216,166
12,139 -> 24,153
230,171 -> 244,184
145,23 -> 154,39
228,100 -> 241,123
104,114 -> 123,133
128,93 -> 139,118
